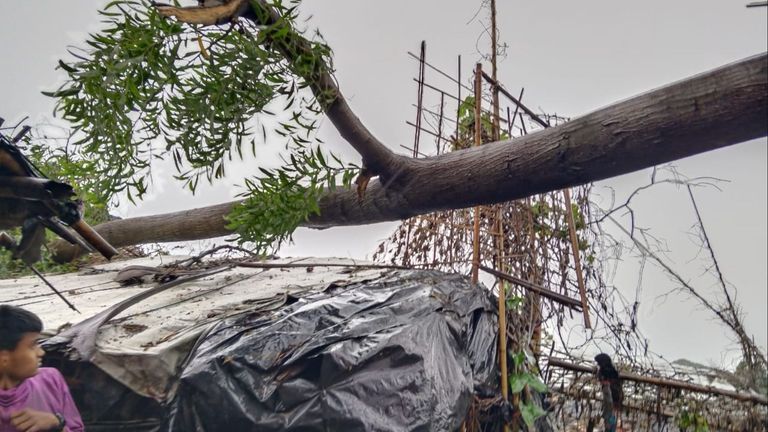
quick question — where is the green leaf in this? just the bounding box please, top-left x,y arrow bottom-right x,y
57,59 -> 78,73
525,373 -> 548,393
509,373 -> 527,394
512,351 -> 526,369
42,87 -> 80,98
506,295 -> 524,310
520,402 -> 546,428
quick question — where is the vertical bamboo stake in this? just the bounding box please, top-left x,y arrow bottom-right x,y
436,93 -> 445,155
456,55 -> 462,139
471,63 -> 483,284
450,55 -> 462,272
490,0 -> 501,142
526,196 -> 543,358
403,41 -> 427,267
432,93 -> 446,267
496,215 -> 509,413
412,40 -> 426,157
564,187 -> 592,329
489,5 -> 510,429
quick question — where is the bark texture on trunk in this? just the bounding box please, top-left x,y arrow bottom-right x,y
51,202 -> 237,263
309,53 -> 767,226
50,53 -> 768,262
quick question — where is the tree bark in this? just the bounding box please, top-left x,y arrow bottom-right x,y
155,1 -> 251,26
310,52 -> 767,227
51,202 -> 237,263
50,53 -> 768,262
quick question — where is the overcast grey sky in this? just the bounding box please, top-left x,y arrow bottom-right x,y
0,1 -> 765,367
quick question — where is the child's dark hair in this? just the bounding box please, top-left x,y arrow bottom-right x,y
0,305 -> 43,350
594,353 -> 619,380
594,353 -> 623,407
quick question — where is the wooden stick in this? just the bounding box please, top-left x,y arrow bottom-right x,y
481,71 -> 547,128
480,265 -> 584,310
70,220 -> 118,260
555,387 -> 675,417
547,357 -> 768,405
496,218 -> 510,412
413,41 -> 426,158
471,63 -> 483,284
563,188 -> 592,328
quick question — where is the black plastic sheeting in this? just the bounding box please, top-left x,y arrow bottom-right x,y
43,346 -> 169,431
165,270 -> 500,431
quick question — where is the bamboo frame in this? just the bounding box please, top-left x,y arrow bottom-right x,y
547,357 -> 768,405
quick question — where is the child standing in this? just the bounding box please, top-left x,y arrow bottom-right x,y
0,305 -> 83,432
594,353 -> 623,432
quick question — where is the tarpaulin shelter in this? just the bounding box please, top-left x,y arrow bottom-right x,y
2,255 -> 501,431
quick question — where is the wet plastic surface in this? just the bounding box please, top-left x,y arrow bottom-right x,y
166,269 -> 498,431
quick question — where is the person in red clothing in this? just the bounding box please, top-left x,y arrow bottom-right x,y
0,305 -> 84,432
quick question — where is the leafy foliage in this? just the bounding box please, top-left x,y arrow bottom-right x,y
519,402 -> 547,429
0,226 -> 83,278
452,96 -> 509,150
505,294 -> 524,310
45,0 -> 356,254
507,351 -> 548,428
677,409 -> 710,432
226,145 -> 356,252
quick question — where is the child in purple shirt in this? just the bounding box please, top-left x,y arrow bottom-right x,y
0,305 -> 84,432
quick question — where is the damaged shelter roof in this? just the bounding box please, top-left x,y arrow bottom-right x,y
2,255 -> 503,431
1,255 -> 395,400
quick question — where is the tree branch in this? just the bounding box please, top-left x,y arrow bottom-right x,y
156,0 -> 405,178
50,52 -> 768,262
686,185 -> 768,372
307,53 -> 767,226
154,0 -> 251,26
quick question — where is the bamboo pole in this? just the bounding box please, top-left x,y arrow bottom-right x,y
556,388 -> 676,418
480,71 -> 593,328
563,188 -> 592,329
547,357 -> 768,405
496,215 -> 510,411
479,265 -> 584,310
488,4 -> 510,425
470,63 -> 483,284
490,0 -> 501,143
403,41 -> 427,266
412,41 -> 426,157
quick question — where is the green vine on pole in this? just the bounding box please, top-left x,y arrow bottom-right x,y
508,351 -> 548,428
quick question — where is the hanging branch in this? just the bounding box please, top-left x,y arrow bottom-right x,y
686,185 -> 768,378
605,202 -> 767,393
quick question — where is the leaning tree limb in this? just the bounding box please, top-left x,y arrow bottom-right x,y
49,53 -> 768,263
156,0 -> 405,179
309,52 -> 767,227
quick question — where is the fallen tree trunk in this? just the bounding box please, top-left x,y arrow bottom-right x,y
51,53 -> 768,262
